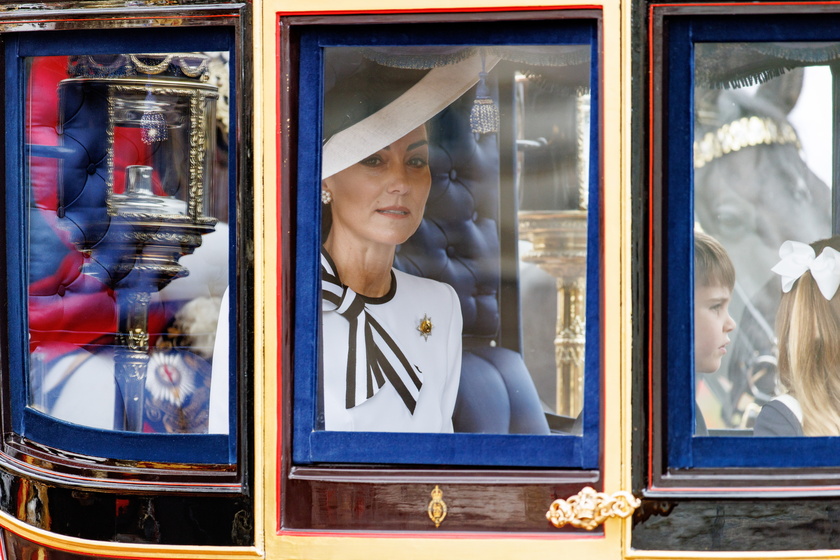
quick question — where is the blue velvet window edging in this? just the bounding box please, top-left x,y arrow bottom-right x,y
292,17 -> 601,469
5,28 -> 238,465
664,12 -> 840,469
24,408 -> 230,465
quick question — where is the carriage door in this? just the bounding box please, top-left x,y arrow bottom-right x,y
0,3 -> 254,559
259,0 -> 635,558
639,1 -> 840,557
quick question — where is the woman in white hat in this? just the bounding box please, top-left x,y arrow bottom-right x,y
319,50 -> 495,432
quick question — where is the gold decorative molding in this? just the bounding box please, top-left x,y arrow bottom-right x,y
694,115 -> 800,169
427,485 -> 447,528
102,79 -> 219,219
546,487 -> 640,531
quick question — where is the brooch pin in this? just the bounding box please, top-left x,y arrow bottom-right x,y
417,314 -> 433,341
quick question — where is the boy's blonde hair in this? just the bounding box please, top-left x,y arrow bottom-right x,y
694,231 -> 735,290
777,236 -> 840,436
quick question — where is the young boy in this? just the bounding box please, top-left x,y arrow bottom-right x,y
694,231 -> 737,435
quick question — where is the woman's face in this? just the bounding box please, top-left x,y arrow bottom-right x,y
323,125 -> 431,251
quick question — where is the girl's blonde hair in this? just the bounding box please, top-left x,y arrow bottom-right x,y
777,236 -> 840,436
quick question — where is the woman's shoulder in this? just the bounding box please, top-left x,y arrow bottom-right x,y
392,268 -> 459,300
754,395 -> 804,437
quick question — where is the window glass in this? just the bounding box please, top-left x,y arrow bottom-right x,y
318,46 -> 590,435
5,28 -> 238,465
655,11 -> 840,472
516,65 -> 591,424
25,52 -> 232,435
692,44 -> 834,436
292,20 -> 601,468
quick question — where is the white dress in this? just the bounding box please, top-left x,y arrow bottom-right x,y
321,252 -> 462,433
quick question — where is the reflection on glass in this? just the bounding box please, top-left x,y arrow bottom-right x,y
318,46 -> 590,434
26,53 -> 231,433
693,42 -> 834,435
517,75 -> 590,423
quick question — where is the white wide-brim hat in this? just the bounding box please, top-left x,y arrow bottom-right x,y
321,50 -> 500,180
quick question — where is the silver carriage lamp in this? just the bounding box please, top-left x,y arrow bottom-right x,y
57,54 -> 220,432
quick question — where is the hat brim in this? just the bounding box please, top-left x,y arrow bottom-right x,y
321,51 -> 500,180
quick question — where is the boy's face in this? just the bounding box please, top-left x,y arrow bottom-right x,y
695,283 -> 736,374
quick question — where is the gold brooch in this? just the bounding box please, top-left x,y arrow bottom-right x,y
417,314 -> 433,341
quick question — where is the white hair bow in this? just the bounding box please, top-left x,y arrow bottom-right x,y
772,240 -> 840,300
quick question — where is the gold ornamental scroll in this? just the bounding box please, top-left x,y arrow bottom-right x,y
546,487 -> 640,531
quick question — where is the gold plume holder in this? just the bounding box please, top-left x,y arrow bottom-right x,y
518,210 -> 587,417
427,485 -> 447,528
546,486 -> 640,531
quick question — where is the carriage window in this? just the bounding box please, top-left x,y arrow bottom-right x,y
291,20 -> 601,469
693,44 -> 833,437
8,30 -> 237,464
317,46 -> 591,436
652,9 -> 840,475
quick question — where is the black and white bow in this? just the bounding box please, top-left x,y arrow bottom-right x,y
321,252 -> 423,413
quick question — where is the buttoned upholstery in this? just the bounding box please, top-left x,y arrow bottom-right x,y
394,90 -> 550,435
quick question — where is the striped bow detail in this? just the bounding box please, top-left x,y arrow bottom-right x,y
321,252 -> 423,413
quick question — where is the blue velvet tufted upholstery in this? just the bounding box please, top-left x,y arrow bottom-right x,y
394,93 -> 500,340
58,80 -> 114,249
394,89 -> 550,435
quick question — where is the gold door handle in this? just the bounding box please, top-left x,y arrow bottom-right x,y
427,485 -> 447,528
546,486 -> 640,530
